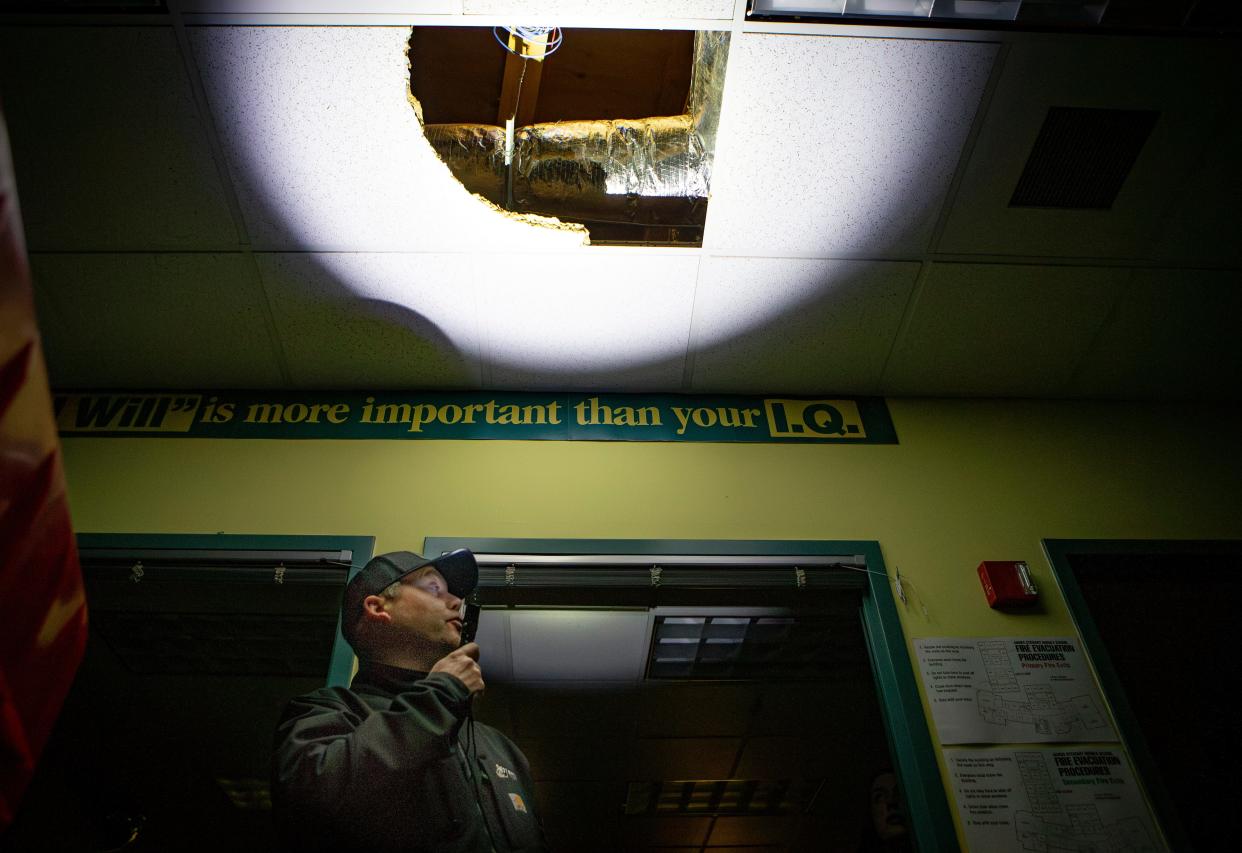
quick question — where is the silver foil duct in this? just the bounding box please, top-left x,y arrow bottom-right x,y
515,114 -> 707,202
420,31 -> 729,224
685,29 -> 728,169
423,123 -> 506,204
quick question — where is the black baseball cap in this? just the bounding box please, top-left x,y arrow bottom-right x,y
340,549 -> 478,648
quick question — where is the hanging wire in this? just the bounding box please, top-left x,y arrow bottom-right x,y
492,25 -> 564,58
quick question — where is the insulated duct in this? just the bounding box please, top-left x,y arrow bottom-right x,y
420,30 -> 728,230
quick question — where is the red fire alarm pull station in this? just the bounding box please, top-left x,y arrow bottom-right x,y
978,560 -> 1039,608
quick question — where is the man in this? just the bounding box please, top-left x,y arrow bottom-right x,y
272,549 -> 548,852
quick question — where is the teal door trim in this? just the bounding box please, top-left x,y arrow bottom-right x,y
424,536 -> 957,853
1042,538 -> 1242,853
76,532 -> 374,688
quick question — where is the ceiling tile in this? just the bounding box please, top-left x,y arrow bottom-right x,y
534,780 -> 631,852
750,681 -> 879,736
181,1 -> 456,11
937,40 -> 1232,260
704,35 -> 998,258
30,253 -> 283,388
621,816 -> 713,847
253,252 -> 482,389
463,0 -> 734,19
0,27 -> 238,251
708,816 -> 798,846
733,739 -> 816,780
189,26 -> 584,253
473,607 -> 513,682
1151,110 -> 1242,267
636,684 -> 760,738
510,610 -> 649,682
511,687 -> 639,738
625,738 -> 741,779
1069,268 -> 1242,400
30,275 -> 70,366
733,735 -> 883,780
517,737 -> 627,781
689,258 -> 919,394
472,683 -> 516,733
882,263 -> 1126,397
478,251 -> 698,391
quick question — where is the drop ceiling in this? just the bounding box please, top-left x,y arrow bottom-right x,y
1,1 -> 1239,400
462,599 -> 889,852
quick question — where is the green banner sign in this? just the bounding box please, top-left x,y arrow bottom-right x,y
53,391 -> 897,444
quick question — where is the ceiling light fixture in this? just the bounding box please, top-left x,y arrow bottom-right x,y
624,778 -> 825,816
749,0 -> 1112,25
647,613 -> 856,681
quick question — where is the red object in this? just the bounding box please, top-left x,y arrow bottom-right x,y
0,110 -> 86,828
978,560 -> 1039,608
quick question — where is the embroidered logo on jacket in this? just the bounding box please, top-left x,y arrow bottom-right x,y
494,763 -> 517,780
508,793 -> 528,813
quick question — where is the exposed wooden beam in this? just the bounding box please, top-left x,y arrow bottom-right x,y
496,32 -> 549,127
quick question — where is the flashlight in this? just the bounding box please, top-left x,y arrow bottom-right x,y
459,591 -> 481,645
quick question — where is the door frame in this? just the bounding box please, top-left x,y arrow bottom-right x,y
426,535 -> 957,853
1042,537 -> 1242,853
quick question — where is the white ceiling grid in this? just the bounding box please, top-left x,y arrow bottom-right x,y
254,252 -> 485,389
189,25 -> 583,254
460,0 -> 736,20
476,251 -> 701,392
1,7 -> 1238,399
1067,267 -> 1242,400
31,253 -> 285,388
179,0 -> 735,19
689,258 -> 920,394
1149,109 -> 1242,268
704,34 -> 999,258
0,27 -> 238,251
178,1 -> 460,13
882,263 -> 1128,397
937,38 -> 1234,262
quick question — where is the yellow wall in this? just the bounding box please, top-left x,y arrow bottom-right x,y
60,397 -> 1242,846
63,398 -> 1242,635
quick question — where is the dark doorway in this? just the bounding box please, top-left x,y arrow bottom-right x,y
468,583 -> 905,852
2,543 -> 351,852
1066,548 -> 1242,852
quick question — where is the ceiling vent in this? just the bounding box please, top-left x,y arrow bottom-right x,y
624,778 -> 824,816
1009,107 -> 1159,209
647,613 -> 866,681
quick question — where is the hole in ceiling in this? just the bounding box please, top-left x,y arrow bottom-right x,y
408,26 -> 729,247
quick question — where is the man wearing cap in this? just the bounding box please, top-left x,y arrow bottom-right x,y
272,549 -> 548,852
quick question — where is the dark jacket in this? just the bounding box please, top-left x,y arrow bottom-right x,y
272,661 -> 548,853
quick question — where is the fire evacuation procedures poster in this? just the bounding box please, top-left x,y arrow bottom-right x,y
946,747 -> 1168,852
914,637 -> 1118,745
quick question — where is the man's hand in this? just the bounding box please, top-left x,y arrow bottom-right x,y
431,642 -> 485,696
